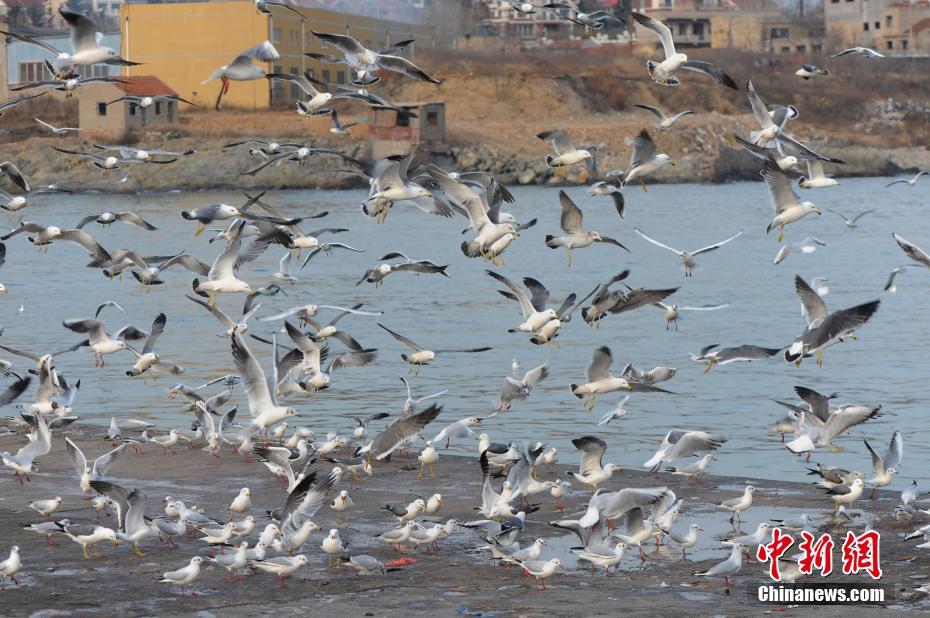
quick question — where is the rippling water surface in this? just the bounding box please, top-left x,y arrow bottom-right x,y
3,178 -> 928,484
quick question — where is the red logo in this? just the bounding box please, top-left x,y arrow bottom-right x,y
756,528 -> 794,581
798,531 -> 834,576
757,528 -> 882,581
841,530 -> 882,579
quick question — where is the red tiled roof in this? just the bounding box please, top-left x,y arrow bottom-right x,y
914,18 -> 930,34
112,76 -> 177,97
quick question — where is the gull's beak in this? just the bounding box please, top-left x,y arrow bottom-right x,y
815,208 -> 822,215
111,540 -> 120,546
669,160 -> 677,167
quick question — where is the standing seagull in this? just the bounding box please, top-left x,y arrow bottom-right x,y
377,324 -> 491,375
631,12 -> 737,89
633,228 -> 741,277
631,104 -> 693,129
537,130 -> 597,176
544,191 -> 628,267
763,160 -> 821,241
863,432 -> 902,500
202,42 -> 280,109
885,171 -> 927,188
694,543 -> 744,588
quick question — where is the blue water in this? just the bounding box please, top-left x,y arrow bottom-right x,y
1,177 -> 927,486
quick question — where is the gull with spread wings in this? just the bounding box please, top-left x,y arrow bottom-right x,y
785,275 -> 880,367
378,323 -> 491,376
633,228 -> 741,277
631,12 -> 737,89
545,190 -> 628,267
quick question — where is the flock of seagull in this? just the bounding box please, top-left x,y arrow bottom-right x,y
0,3 -> 927,601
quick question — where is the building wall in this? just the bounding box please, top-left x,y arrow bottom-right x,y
825,0 -> 930,51
79,83 -> 129,132
78,82 -> 177,133
122,2 -> 270,109
122,0 -> 433,110
0,11 -> 8,103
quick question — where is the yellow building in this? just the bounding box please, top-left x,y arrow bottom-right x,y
120,0 -> 433,110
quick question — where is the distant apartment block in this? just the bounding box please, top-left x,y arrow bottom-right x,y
825,0 -> 930,52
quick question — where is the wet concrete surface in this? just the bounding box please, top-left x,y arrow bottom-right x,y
0,427 -> 928,617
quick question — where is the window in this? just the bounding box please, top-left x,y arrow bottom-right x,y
427,111 -> 439,127
902,39 -> 908,50
97,102 -> 107,116
796,44 -> 806,52
129,103 -> 137,116
693,23 -> 704,37
812,43 -> 822,52
289,67 -> 299,99
306,69 -> 315,80
18,61 -> 52,83
886,16 -> 892,28
781,46 -> 790,52
396,111 -> 411,127
155,101 -> 161,115
322,69 -> 330,82
272,28 -> 281,43
677,23 -> 687,36
336,70 -> 345,83
874,21 -> 880,30
771,28 -> 789,39
887,40 -> 893,49
863,22 -> 869,31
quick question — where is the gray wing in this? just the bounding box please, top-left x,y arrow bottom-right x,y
57,229 -> 109,260
764,161 -> 801,215
746,80 -> 775,129
142,313 -> 166,354
114,212 -> 157,230
631,12 -> 675,58
558,190 -> 584,234
231,332 -> 277,415
806,301 -> 880,351
522,277 -> 550,312
572,436 -> 606,476
793,386 -> 833,423
60,9 -> 99,54
523,361 -> 551,389
376,54 -> 441,84
377,323 -> 421,352
630,130 -> 657,168
585,346 -> 613,381
795,275 -> 828,326
312,31 -> 366,56
716,345 -> 781,363
681,61 -> 737,89
893,233 -> 930,268
537,130 -> 574,156
370,404 -> 442,460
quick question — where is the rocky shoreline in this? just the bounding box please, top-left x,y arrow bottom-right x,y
3,134 -> 928,195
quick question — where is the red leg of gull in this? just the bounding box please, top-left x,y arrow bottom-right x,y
278,575 -> 286,589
